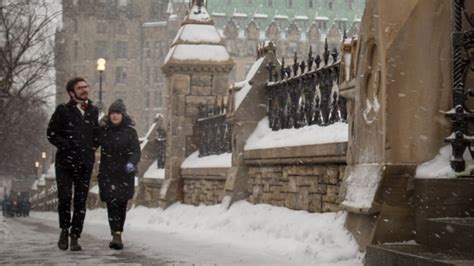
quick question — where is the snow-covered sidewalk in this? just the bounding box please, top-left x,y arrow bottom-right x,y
30,199 -> 362,265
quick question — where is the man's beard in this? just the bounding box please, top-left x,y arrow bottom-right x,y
73,92 -> 88,102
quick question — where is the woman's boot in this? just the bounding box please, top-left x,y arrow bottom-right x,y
109,231 -> 123,250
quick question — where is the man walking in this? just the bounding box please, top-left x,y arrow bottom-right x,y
47,77 -> 99,251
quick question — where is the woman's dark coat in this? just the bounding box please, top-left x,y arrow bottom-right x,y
98,117 -> 140,202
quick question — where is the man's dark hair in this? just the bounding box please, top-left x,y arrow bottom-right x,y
66,77 -> 86,93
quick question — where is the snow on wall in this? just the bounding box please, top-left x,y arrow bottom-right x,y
340,164 -> 383,210
181,151 -> 232,169
245,117 -> 348,150
233,57 -> 265,109
415,145 -> 474,178
173,24 -> 222,44
144,160 -> 165,179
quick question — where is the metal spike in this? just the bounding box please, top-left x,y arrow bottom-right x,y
300,60 -> 306,73
315,54 -> 321,69
280,57 -> 286,79
331,47 -> 339,63
293,52 -> 299,76
323,38 -> 329,66
307,46 -> 314,71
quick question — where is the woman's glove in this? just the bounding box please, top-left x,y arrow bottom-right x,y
124,162 -> 136,174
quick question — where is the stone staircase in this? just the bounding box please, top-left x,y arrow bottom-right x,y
365,178 -> 474,266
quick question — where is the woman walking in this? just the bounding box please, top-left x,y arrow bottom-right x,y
98,99 -> 140,250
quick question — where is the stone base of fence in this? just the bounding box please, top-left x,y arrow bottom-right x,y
181,168 -> 229,206
133,178 -> 164,208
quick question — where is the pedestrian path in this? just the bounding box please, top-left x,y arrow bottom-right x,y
0,216 -> 175,265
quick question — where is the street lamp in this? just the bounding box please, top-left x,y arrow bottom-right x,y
96,58 -> 106,111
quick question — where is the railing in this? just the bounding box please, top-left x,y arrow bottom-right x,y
196,102 -> 232,157
447,0 -> 474,172
155,125 -> 166,169
265,39 -> 347,131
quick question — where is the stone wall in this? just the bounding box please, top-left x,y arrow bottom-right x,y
181,168 -> 228,206
183,179 -> 226,206
247,164 -> 345,213
134,178 -> 163,208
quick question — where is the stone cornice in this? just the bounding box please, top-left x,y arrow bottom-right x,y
162,62 -> 234,75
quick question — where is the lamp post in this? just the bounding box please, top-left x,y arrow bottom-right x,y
96,58 -> 106,111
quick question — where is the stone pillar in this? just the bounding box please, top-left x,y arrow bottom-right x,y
339,0 -> 452,249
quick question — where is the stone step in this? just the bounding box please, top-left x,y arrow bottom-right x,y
425,217 -> 474,253
365,244 -> 474,266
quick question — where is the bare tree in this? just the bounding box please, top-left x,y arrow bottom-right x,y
0,1 -> 60,176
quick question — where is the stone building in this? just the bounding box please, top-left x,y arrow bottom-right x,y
55,0 -> 184,134
54,0 -> 363,134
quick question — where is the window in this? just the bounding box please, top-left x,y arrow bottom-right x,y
247,0 -> 252,4
347,0 -> 353,10
117,21 -> 127,35
144,42 -> 151,58
154,67 -> 160,83
114,41 -> 128,59
115,66 -> 127,84
156,91 -> 162,107
308,0 -> 314,8
72,19 -> 78,33
144,66 -> 150,84
268,0 -> 273,7
94,41 -> 107,59
328,0 -> 333,9
145,92 -> 150,108
96,20 -> 106,33
73,41 -> 79,59
288,0 -> 293,8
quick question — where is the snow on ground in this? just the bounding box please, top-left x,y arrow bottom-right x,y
181,151 -> 232,168
416,145 -> 474,178
31,199 -> 362,265
245,117 -> 348,150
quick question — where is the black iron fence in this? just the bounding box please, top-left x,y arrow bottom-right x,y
447,0 -> 474,172
265,40 -> 347,131
196,102 -> 232,157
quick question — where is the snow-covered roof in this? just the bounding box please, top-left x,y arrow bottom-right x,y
245,117 -> 348,150
181,151 -> 232,168
143,161 -> 165,179
254,13 -> 268,19
294,15 -> 309,20
274,15 -> 289,19
212,12 -> 226,17
165,44 -> 230,64
163,4 -> 232,66
232,13 -> 248,18
315,16 -> 329,21
173,24 -> 223,45
143,21 -> 167,28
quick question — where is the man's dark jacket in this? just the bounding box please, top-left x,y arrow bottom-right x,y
47,100 -> 99,170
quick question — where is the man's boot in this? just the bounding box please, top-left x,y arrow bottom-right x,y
69,234 -> 82,251
109,231 -> 123,250
57,229 -> 69,250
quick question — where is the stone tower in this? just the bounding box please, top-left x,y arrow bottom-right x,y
160,1 -> 234,207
